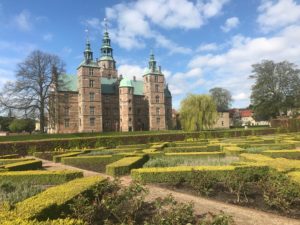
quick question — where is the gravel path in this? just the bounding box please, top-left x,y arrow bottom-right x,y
37,158 -> 300,225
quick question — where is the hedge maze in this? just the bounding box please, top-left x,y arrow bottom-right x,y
1,131 -> 300,223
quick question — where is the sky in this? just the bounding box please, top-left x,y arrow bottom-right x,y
1,0 -> 300,109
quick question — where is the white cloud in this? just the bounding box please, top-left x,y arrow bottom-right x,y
197,43 -> 218,52
187,24 -> 300,107
43,33 -> 53,41
221,17 -> 239,32
118,64 -> 146,80
84,18 -> 101,29
257,0 -> 300,32
13,10 -> 32,31
233,92 -> 248,101
105,0 -> 229,52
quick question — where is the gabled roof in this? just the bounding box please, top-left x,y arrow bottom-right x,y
100,77 -> 118,94
240,110 -> 253,117
58,74 -> 77,92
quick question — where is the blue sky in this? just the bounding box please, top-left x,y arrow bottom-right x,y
1,0 -> 300,109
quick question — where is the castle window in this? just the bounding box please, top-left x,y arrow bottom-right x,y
156,117 -> 160,124
64,107 -> 69,116
129,107 -> 132,112
155,95 -> 159,103
129,118 -> 132,122
90,106 -> 95,115
222,121 -> 224,126
89,68 -> 93,76
79,119 -> 81,126
128,99 -> 131,103
64,119 -> 70,128
137,108 -> 141,115
155,84 -> 159,92
156,107 -> 160,115
155,76 -> 158,82
90,117 -> 95,126
90,92 -> 95,101
89,80 -> 94,88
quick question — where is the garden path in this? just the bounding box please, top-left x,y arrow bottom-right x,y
35,157 -> 300,225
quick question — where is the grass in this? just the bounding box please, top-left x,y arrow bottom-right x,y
0,181 -> 46,205
143,156 -> 239,168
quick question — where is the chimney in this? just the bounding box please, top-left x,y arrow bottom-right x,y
133,76 -> 136,81
119,74 -> 123,80
158,66 -> 161,73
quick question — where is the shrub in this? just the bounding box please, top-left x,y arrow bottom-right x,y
15,176 -> 105,220
164,145 -> 220,153
33,151 -> 64,161
9,119 -> 35,133
0,170 -> 83,185
53,152 -> 82,163
288,171 -> 300,185
165,152 -> 225,158
261,150 -> 300,159
4,160 -> 42,171
106,155 -> 149,176
62,155 -> 118,172
0,158 -> 33,166
0,154 -> 19,159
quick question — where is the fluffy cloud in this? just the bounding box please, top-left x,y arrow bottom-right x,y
118,64 -> 146,80
43,33 -> 53,41
257,0 -> 300,32
196,43 -> 218,52
13,10 -> 32,31
105,0 -> 230,52
221,17 -> 239,32
187,24 -> 300,107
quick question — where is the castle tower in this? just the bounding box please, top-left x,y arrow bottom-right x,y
119,78 -> 134,131
143,52 -> 166,130
78,38 -> 103,132
97,19 -> 118,78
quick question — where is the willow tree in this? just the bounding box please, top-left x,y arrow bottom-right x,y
179,94 -> 218,131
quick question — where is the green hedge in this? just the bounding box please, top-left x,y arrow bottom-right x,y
34,151 -> 65,161
131,165 -> 269,184
164,144 -> 220,153
15,176 -> 105,220
53,152 -> 82,163
62,155 -> 118,172
0,154 -> 19,159
0,218 -> 85,225
172,141 -> 208,147
0,170 -> 83,184
0,128 -> 278,155
238,143 -> 296,150
4,160 -> 42,171
164,152 -> 225,158
261,150 -> 300,159
106,155 -> 149,176
0,158 -> 33,166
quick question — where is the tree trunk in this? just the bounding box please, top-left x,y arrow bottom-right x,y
40,102 -> 45,133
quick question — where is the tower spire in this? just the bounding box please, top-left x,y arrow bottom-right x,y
149,50 -> 156,71
84,28 -> 93,63
100,18 -> 114,60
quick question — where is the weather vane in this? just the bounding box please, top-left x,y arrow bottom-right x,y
104,18 -> 108,32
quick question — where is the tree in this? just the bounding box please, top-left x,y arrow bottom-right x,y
179,94 -> 218,131
9,118 -> 35,133
209,87 -> 232,111
250,60 -> 300,120
0,50 -> 65,132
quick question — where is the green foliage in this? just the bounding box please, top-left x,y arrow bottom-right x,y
0,154 -> 19,159
258,170 -> 300,212
53,152 -> 82,163
261,150 -> 300,159
250,60 -> 300,119
4,160 -> 42,171
9,119 -> 35,133
106,156 -> 149,176
0,158 -> 33,166
179,94 -> 218,131
209,87 -> 232,111
15,176 -> 105,220
0,116 -> 14,132
0,170 -> 83,185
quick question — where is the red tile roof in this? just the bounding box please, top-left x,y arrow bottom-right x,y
240,110 -> 253,117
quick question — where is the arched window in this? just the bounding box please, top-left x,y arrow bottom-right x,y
155,95 -> 159,103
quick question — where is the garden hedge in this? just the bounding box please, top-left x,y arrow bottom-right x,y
0,154 -> 19,159
15,176 -> 105,220
288,171 -> 300,185
222,146 -> 244,155
261,150 -> 300,159
34,151 -> 65,161
164,152 -> 225,158
53,152 -> 82,163
0,128 -> 279,155
0,158 -> 33,166
164,144 -> 220,153
0,218 -> 85,225
131,164 -> 269,184
4,160 -> 42,171
0,170 -> 83,184
62,155 -> 118,172
106,155 -> 149,176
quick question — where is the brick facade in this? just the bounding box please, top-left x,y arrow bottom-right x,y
48,30 -> 172,133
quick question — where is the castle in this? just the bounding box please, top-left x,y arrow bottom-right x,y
48,28 -> 172,133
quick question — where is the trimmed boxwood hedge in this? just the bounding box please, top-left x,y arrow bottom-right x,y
164,152 -> 225,158
53,152 -> 82,163
0,154 -> 19,159
34,151 -> 65,161
164,144 -> 220,153
62,155 -> 119,172
15,176 -> 105,220
106,155 -> 149,176
0,128 -> 278,155
0,158 -> 34,166
261,150 -> 300,159
4,160 -> 42,171
0,170 -> 83,184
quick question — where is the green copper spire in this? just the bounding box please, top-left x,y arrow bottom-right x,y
100,18 -> 114,60
84,30 -> 93,63
148,50 -> 156,71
